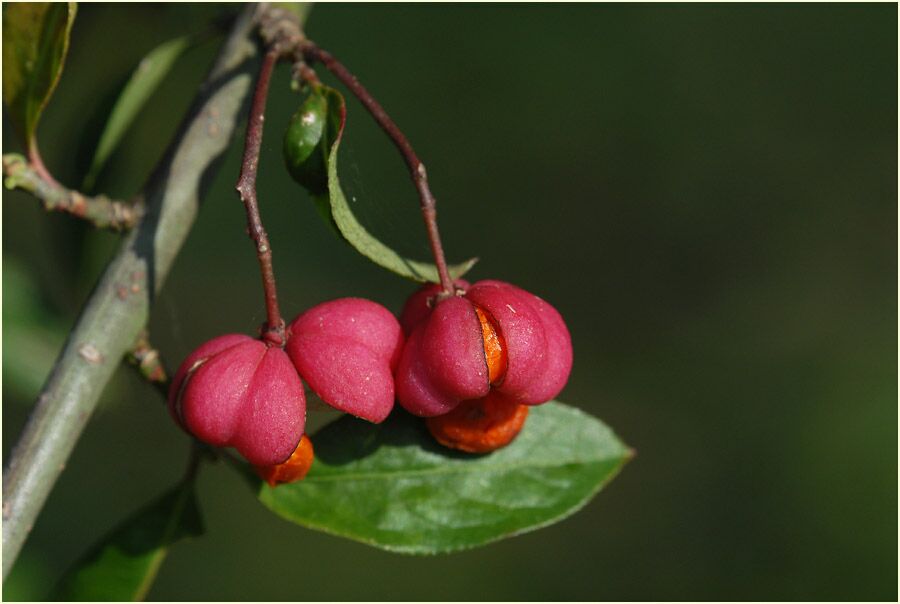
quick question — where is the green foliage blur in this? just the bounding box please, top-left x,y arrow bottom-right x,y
3,3 -> 896,600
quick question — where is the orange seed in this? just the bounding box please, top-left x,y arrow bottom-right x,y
426,392 -> 529,453
474,305 -> 507,384
255,434 -> 314,487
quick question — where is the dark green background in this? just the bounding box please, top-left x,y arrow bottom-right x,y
3,3 -> 897,601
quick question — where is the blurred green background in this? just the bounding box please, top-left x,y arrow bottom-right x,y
3,3 -> 896,600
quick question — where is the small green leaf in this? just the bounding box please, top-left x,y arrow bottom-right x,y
52,481 -> 204,601
294,83 -> 476,283
259,401 -> 631,554
2,2 -> 77,148
283,85 -> 329,194
82,35 -> 192,190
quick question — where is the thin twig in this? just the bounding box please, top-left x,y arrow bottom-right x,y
300,42 -> 455,296
235,48 -> 286,346
3,153 -> 140,231
126,331 -> 170,400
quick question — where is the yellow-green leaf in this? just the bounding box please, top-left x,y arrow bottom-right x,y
2,2 -> 77,148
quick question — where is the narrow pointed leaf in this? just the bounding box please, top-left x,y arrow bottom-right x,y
82,35 -> 192,190
259,401 -> 631,554
289,83 -> 476,283
52,481 -> 204,601
2,2 -> 77,147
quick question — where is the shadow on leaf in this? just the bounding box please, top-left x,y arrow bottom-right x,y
312,407 -> 475,466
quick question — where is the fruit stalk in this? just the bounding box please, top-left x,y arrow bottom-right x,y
236,48 -> 286,345
300,42 -> 455,296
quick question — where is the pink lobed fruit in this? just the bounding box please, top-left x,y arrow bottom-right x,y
286,298 -> 405,423
398,279 -> 470,336
395,280 -> 573,416
168,334 -> 306,467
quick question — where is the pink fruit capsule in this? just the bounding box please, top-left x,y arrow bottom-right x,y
168,334 -> 306,467
395,280 -> 572,417
398,279 -> 470,336
286,298 -> 405,423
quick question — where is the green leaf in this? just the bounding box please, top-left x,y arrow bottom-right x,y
2,2 -> 77,147
302,84 -> 477,283
52,481 -> 204,601
82,35 -> 192,191
259,401 -> 631,554
283,85 -> 329,194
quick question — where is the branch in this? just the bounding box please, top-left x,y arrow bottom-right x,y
2,153 -> 139,231
1,4 -> 273,579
